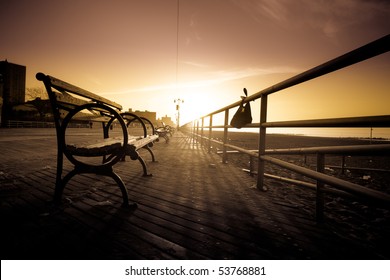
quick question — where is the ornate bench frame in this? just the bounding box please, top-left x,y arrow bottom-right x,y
36,72 -> 158,208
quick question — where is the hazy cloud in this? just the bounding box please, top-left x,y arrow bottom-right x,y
232,0 -> 390,38
102,65 -> 298,96
181,61 -> 211,68
184,12 -> 203,46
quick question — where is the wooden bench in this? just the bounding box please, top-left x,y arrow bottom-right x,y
36,72 -> 159,208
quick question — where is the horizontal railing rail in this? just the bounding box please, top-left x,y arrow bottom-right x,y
183,34 -> 390,222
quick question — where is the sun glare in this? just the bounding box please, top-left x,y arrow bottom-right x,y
178,87 -> 222,125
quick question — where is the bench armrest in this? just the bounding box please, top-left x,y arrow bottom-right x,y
121,113 -> 156,137
62,103 -> 128,168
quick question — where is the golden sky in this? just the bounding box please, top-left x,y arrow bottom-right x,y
1,0 -> 389,124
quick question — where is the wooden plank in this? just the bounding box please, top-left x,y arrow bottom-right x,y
56,172 -> 277,258
2,130 -> 389,259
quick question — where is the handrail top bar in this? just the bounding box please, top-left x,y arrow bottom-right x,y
200,34 -> 389,119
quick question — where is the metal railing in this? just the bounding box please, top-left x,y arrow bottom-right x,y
182,34 -> 390,222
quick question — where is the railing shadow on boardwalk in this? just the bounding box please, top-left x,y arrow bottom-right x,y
0,129 -> 389,260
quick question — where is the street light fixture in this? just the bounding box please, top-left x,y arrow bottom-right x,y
174,98 -> 184,130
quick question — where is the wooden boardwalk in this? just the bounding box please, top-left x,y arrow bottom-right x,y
0,128 -> 389,260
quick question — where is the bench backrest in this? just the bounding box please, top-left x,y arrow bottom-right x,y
36,72 -> 122,126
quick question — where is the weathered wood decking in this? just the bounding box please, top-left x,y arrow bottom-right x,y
0,128 -> 388,260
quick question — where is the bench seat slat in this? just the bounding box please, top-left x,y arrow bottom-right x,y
131,135 -> 159,150
66,135 -> 158,157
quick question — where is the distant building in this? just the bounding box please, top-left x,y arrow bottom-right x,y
0,60 -> 26,126
158,115 -> 175,127
127,108 -> 157,125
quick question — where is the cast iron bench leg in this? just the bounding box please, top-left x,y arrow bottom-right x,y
142,146 -> 156,162
138,156 -> 152,177
54,168 -> 135,208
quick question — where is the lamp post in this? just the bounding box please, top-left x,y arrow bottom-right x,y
174,98 -> 184,130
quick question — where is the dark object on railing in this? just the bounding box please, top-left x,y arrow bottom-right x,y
230,88 -> 252,128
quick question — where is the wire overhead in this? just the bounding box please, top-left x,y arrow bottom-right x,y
176,0 -> 180,88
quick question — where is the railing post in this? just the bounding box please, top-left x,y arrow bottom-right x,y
257,95 -> 268,191
192,120 -> 196,145
196,119 -> 200,144
222,109 -> 229,163
208,115 -> 213,153
201,117 -> 204,147
316,153 -> 325,223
